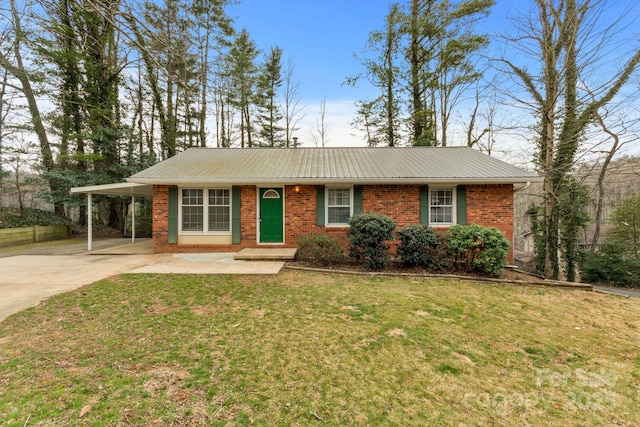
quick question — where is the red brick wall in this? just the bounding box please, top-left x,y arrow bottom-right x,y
152,185 -> 171,253
240,186 -> 257,245
466,184 -> 514,263
151,183 -> 514,262
284,185 -> 352,246
361,185 -> 421,227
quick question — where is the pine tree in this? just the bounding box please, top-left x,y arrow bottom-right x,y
405,0 -> 493,146
191,0 -> 233,148
140,0 -> 200,157
224,29 -> 260,147
347,3 -> 403,146
256,46 -> 284,147
351,0 -> 493,146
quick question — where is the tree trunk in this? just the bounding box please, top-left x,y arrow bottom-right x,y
1,0 -> 61,214
409,0 -> 424,144
200,25 -> 210,148
590,110 -> 622,251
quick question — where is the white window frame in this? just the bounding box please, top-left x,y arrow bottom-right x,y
179,187 -> 232,234
326,186 -> 353,226
429,186 -> 457,226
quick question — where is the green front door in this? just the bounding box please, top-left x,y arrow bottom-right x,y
259,188 -> 284,243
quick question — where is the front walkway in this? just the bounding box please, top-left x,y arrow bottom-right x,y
130,253 -> 284,275
234,247 -> 297,260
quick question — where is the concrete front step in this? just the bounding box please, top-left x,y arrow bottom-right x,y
234,248 -> 297,261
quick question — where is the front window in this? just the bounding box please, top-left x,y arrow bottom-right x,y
181,188 -> 231,233
327,187 -> 352,225
208,189 -> 230,232
182,189 -> 204,231
430,188 -> 454,225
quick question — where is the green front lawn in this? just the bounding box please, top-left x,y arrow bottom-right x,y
0,271 -> 638,425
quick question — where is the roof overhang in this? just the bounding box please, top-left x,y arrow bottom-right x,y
126,177 -> 542,186
70,182 -> 153,197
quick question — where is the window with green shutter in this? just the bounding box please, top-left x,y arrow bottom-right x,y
430,188 -> 454,224
317,186 -> 358,226
168,187 -> 178,244
353,186 -> 362,215
422,186 -> 465,227
327,187 -> 352,225
316,186 -> 325,226
457,186 -> 467,225
232,187 -> 241,244
420,185 -> 429,224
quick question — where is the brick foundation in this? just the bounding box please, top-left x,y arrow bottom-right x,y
151,183 -> 514,262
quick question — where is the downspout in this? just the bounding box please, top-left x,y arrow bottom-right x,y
512,181 -> 531,265
514,181 -> 531,193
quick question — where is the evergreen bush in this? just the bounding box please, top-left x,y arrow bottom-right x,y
397,224 -> 438,268
296,233 -> 344,266
445,224 -> 510,276
581,242 -> 640,288
347,213 -> 396,271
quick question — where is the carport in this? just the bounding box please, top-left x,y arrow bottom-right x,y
70,182 -> 153,251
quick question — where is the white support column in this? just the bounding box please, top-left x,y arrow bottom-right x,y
131,195 -> 136,243
88,192 -> 93,251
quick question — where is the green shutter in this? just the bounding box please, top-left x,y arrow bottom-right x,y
457,185 -> 467,225
353,186 -> 362,215
420,185 -> 429,224
232,187 -> 241,244
316,186 -> 325,226
168,187 -> 178,244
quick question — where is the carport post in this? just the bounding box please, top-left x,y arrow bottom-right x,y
131,195 -> 135,243
87,192 -> 93,251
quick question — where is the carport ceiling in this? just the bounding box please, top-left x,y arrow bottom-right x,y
70,182 -> 153,197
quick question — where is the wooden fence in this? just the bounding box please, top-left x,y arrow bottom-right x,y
0,225 -> 71,248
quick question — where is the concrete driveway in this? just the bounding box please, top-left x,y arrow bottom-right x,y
0,239 -> 284,323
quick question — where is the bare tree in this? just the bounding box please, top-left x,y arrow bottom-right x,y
588,106 -> 638,251
282,58 -> 304,147
0,0 -> 55,177
464,88 -> 491,152
4,131 -> 38,215
501,0 -> 640,278
313,96 -> 329,148
0,68 -> 11,207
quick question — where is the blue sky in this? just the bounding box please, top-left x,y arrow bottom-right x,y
227,0 -> 640,152
229,0 -> 516,101
227,0 -> 518,148
229,0 -> 392,103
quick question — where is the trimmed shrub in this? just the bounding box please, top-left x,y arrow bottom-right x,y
347,213 -> 396,271
581,242 -> 640,288
429,231 -> 455,272
445,224 -> 510,276
397,224 -> 438,268
296,233 -> 344,266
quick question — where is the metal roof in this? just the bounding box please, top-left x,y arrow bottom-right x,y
127,147 -> 540,186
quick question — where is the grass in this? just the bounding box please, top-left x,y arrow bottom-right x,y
0,271 -> 638,426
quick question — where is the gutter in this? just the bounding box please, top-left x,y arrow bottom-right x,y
127,177 -> 543,186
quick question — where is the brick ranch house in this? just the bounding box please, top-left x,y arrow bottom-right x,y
91,146 -> 536,264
